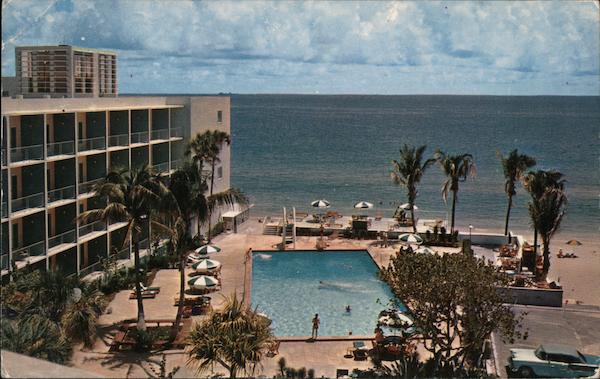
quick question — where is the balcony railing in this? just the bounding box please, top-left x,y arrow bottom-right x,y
48,229 -> 76,249
11,192 -> 44,213
131,131 -> 149,144
12,241 -> 45,262
1,147 -> 6,166
151,129 -> 169,140
1,254 -> 8,271
79,220 -> 106,237
48,185 -> 76,203
1,202 -> 7,218
114,247 -> 130,261
79,260 -> 103,278
170,159 -> 182,171
78,136 -> 106,152
138,238 -> 149,250
170,127 -> 183,138
109,134 -> 129,147
78,178 -> 101,195
152,162 -> 169,173
10,144 -> 44,162
47,141 -> 75,156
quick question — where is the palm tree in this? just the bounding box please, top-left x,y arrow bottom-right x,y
78,166 -> 168,331
523,170 -> 566,255
205,131 -> 231,242
1,315 -> 72,364
391,145 -> 435,233
187,293 -> 275,378
435,150 -> 476,233
499,150 -> 536,237
186,131 -> 216,238
528,188 -> 567,279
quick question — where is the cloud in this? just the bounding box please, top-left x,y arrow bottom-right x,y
1,0 -> 599,95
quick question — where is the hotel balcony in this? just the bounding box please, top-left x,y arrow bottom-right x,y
78,178 -> 101,197
1,253 -> 8,272
2,201 -> 7,219
78,220 -> 106,242
11,192 -> 44,215
151,129 -> 169,142
12,240 -> 46,270
108,134 -> 129,148
131,131 -> 149,145
47,185 -> 76,207
48,229 -> 77,256
1,148 -> 7,167
152,161 -> 170,174
10,144 -> 44,165
47,140 -> 75,158
170,127 -> 183,139
114,246 -> 131,261
78,136 -> 106,153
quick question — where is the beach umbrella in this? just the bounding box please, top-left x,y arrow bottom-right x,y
191,259 -> 221,272
399,203 -> 418,210
565,240 -> 582,246
188,275 -> 219,290
415,246 -> 435,255
195,244 -> 221,255
354,201 -> 374,209
398,233 -> 423,245
311,199 -> 331,208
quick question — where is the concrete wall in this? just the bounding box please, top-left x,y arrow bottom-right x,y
1,76 -> 19,97
497,286 -> 563,307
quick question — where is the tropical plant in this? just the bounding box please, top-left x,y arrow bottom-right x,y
523,170 -> 566,256
204,130 -> 231,242
391,145 -> 435,233
144,354 -> 181,379
1,314 -> 72,364
381,247 -> 525,372
187,293 -> 275,378
498,150 -> 536,237
78,166 -> 169,331
60,292 -> 104,348
528,188 -> 567,279
434,150 -> 476,233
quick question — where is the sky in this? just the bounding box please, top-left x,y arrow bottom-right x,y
2,0 -> 599,95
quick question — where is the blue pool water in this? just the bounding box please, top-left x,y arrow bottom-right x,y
251,250 -> 400,337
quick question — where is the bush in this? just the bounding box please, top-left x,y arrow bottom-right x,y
210,221 -> 225,237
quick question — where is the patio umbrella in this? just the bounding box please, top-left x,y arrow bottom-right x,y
195,244 -> 221,255
565,240 -> 582,246
399,203 -> 418,210
188,275 -> 219,290
311,199 -> 331,208
191,259 -> 221,272
398,233 -> 423,245
354,201 -> 374,209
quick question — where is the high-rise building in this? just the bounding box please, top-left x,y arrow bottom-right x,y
1,46 -> 233,282
15,45 -> 117,98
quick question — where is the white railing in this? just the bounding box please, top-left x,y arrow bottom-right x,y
12,241 -> 46,261
114,247 -> 130,260
79,220 -> 106,237
170,159 -> 182,171
10,144 -> 44,162
1,202 -> 7,218
170,127 -> 183,138
78,136 -> 106,152
48,185 -> 76,203
78,178 -> 101,195
1,254 -> 8,271
151,129 -> 169,140
152,162 -> 169,173
109,134 -> 129,147
79,260 -> 103,278
48,229 -> 76,248
47,141 -> 75,156
131,131 -> 149,144
11,192 -> 44,213
2,147 -> 8,166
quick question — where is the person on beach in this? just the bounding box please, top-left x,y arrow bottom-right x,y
311,314 -> 320,339
345,305 -> 352,313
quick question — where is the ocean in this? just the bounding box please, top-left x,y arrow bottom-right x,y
231,95 -> 599,240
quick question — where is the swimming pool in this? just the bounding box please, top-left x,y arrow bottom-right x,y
251,250 -> 402,337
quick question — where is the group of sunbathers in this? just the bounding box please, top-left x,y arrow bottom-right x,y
557,249 -> 578,258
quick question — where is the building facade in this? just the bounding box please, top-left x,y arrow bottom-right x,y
15,45 -> 117,98
1,46 -> 231,281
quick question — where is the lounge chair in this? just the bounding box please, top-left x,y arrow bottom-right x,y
336,369 -> 349,378
129,291 -> 156,300
352,341 -> 369,360
140,283 -> 160,293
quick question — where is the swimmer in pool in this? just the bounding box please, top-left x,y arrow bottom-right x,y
346,305 -> 352,313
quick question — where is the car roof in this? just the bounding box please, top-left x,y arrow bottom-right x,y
540,344 -> 580,357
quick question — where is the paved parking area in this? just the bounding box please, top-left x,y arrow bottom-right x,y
493,305 -> 600,377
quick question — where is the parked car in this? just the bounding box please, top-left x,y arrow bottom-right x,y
508,344 -> 600,378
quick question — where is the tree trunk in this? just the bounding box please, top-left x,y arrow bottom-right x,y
197,159 -> 204,239
133,241 -> 146,331
542,237 -> 551,279
207,159 -> 216,243
169,250 -> 186,343
450,190 -> 457,233
533,229 -> 538,255
504,194 -> 512,236
410,207 -> 417,234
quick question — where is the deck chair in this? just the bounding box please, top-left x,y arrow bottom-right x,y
336,369 -> 349,378
352,341 -> 369,360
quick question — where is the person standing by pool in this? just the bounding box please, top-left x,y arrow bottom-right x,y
311,314 -> 320,339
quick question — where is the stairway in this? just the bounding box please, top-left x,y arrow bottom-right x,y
263,224 -> 281,235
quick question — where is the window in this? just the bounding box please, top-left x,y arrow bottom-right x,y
217,111 -> 223,123
217,166 -> 223,179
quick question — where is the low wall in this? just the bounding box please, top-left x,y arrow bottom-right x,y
458,232 -> 517,246
497,286 -> 563,307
